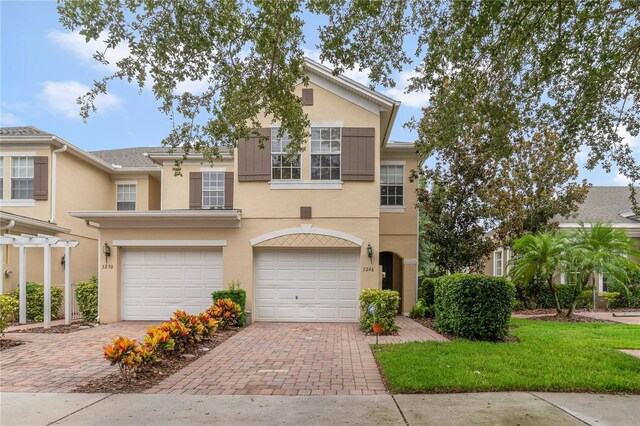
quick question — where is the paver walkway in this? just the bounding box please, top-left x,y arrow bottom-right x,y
0,322 -> 154,392
147,316 -> 445,396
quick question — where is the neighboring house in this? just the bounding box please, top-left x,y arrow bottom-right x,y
485,186 -> 640,291
13,58 -> 423,324
0,127 -> 161,294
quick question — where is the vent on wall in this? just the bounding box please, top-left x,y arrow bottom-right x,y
300,206 -> 312,219
301,88 -> 313,106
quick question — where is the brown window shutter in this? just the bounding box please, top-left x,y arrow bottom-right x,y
189,172 -> 202,209
238,128 -> 271,181
224,172 -> 234,209
301,88 -> 313,105
341,128 -> 375,181
33,156 -> 48,200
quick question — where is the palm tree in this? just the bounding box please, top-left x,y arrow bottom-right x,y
563,223 -> 640,317
509,231 -> 567,315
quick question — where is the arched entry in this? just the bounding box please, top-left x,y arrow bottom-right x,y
379,251 -> 403,314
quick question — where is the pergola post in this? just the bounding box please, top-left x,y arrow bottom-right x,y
19,246 -> 27,324
64,245 -> 71,325
43,242 -> 51,329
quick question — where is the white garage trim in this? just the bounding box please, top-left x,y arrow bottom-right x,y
113,240 -> 227,247
250,225 -> 363,246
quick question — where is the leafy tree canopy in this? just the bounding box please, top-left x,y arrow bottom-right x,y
58,1 -> 639,192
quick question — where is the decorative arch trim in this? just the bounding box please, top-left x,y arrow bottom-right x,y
250,224 -> 364,247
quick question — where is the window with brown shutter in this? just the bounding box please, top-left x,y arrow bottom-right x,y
189,172 -> 202,209
238,128 -> 271,181
302,88 -> 313,105
224,172 -> 234,209
341,128 -> 375,181
33,156 -> 48,200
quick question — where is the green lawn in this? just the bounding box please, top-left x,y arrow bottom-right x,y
374,319 -> 640,393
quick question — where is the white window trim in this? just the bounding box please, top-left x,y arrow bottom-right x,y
202,171 -> 225,209
380,163 -> 405,208
200,167 -> 226,172
113,240 -> 227,247
270,128 -> 301,181
310,127 -> 342,182
0,199 -> 35,207
3,151 -> 37,157
381,160 -> 407,166
380,206 -> 406,213
116,182 -> 137,211
269,180 -> 343,190
10,156 -> 34,201
493,249 -> 504,277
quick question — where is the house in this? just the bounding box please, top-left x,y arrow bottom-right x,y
3,59 -> 422,323
485,186 -> 640,291
0,127 -> 161,295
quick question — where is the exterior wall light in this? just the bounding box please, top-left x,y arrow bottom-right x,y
367,243 -> 373,264
103,242 -> 111,263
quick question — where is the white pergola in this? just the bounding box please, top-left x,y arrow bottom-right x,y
1,233 -> 78,328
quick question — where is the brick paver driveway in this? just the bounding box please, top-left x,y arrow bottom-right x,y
148,316 -> 445,396
0,322 -> 154,392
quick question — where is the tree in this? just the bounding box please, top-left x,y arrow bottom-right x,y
509,231 -> 567,315
563,223 -> 640,317
58,1 -> 639,200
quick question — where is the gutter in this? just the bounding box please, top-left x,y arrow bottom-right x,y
0,220 -> 15,231
49,144 -> 68,223
381,101 -> 400,147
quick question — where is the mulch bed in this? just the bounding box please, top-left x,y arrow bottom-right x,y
412,317 -> 520,342
526,314 -> 617,324
7,322 -> 98,334
72,328 -> 239,394
0,339 -> 25,351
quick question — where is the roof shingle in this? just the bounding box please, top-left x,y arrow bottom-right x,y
555,186 -> 639,224
90,147 -> 165,168
0,126 -> 53,137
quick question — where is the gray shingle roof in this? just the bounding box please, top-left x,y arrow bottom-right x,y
0,126 -> 52,136
90,146 -> 165,168
555,186 -> 639,224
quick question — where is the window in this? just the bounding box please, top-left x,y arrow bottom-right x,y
116,184 -> 136,211
202,172 -> 225,209
493,249 -> 503,277
311,127 -> 341,180
0,157 -> 3,199
11,157 -> 34,200
380,165 -> 404,206
271,129 -> 301,180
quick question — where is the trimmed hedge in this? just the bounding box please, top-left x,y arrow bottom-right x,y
608,282 -> 640,308
435,274 -> 514,341
514,281 -> 593,310
75,276 -> 98,322
212,289 -> 246,326
0,294 -> 19,334
9,283 -> 63,322
359,289 -> 400,332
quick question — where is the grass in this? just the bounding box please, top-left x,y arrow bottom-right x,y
374,318 -> 640,394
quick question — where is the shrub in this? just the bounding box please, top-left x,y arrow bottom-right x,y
75,276 -> 98,322
359,289 -> 400,332
409,299 -> 430,319
608,281 -> 640,308
514,282 -> 593,310
103,336 -> 144,380
212,285 -> 246,326
0,294 -> 19,334
143,326 -> 175,357
417,277 -> 437,317
9,283 -> 64,322
435,274 -> 514,341
207,298 -> 242,329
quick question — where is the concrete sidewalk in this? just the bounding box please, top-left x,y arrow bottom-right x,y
1,392 -> 638,425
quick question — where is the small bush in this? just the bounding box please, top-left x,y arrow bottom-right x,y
75,276 -> 98,322
103,336 -> 144,380
9,283 -> 64,322
417,277 -> 437,317
359,289 -> 400,332
0,294 -> 19,334
608,281 -> 640,308
435,274 -> 514,341
514,281 -> 594,310
207,298 -> 242,329
212,286 -> 246,326
409,299 -> 430,319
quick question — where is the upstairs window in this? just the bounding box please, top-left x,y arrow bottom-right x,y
11,156 -> 34,200
494,249 -> 504,277
116,184 -> 136,211
271,129 -> 301,180
202,171 -> 225,208
380,165 -> 404,206
311,127 -> 341,180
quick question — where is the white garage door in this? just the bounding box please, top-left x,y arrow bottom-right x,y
121,247 -> 223,320
254,249 -> 360,322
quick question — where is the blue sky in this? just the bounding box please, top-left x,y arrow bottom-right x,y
1,1 -> 636,185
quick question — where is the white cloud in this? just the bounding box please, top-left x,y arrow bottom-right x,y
174,79 -> 210,96
618,127 -> 640,151
0,112 -> 23,126
39,80 -> 122,119
303,48 -> 371,86
383,70 -> 429,108
48,30 -> 130,72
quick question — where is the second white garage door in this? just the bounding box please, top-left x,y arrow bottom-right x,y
254,249 -> 360,322
121,247 -> 223,320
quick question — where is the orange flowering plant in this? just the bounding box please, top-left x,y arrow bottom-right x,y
206,298 -> 242,329
103,336 -> 144,380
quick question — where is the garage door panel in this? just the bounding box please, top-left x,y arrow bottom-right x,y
121,247 -> 222,320
255,248 -> 360,322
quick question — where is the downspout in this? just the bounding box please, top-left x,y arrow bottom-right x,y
49,144 -> 68,223
84,220 -> 102,322
0,220 -> 15,231
0,220 -> 13,294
